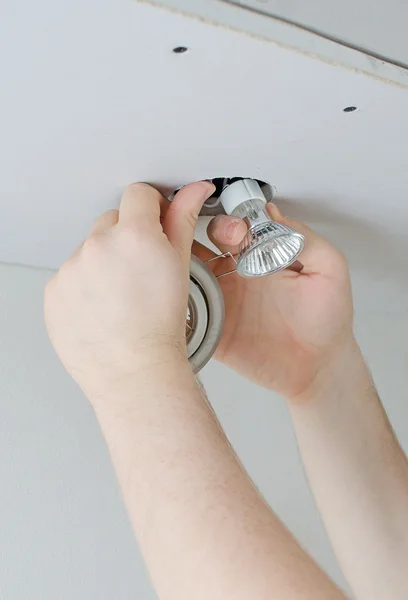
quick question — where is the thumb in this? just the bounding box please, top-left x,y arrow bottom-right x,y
163,181 -> 215,265
207,214 -> 248,255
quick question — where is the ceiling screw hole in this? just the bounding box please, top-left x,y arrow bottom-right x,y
343,106 -> 358,113
173,46 -> 189,54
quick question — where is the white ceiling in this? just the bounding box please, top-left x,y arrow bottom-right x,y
224,0 -> 408,66
145,0 -> 408,87
1,0 -> 408,312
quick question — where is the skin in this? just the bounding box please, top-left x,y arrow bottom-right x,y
196,206 -> 408,600
44,182 -> 346,600
44,181 -> 408,600
194,205 -> 354,398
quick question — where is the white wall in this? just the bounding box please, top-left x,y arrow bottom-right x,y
0,262 -> 407,598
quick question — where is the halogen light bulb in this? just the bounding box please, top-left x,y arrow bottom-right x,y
219,179 -> 305,277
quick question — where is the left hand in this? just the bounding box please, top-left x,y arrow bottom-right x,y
44,181 -> 215,400
193,204 -> 354,400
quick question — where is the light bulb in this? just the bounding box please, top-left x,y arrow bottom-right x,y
219,179 -> 305,277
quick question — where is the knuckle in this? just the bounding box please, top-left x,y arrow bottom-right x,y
83,234 -> 103,254
117,225 -> 139,247
185,211 -> 199,231
125,182 -> 152,197
116,224 -> 157,253
105,208 -> 119,220
81,234 -> 109,265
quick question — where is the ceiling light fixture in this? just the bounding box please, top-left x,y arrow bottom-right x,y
219,179 -> 305,277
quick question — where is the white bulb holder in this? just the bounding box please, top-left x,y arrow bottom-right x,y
219,179 -> 266,214
219,179 -> 305,278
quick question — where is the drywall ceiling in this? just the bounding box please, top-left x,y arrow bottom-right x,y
223,0 -> 408,67
1,0 -> 408,312
144,0 -> 408,86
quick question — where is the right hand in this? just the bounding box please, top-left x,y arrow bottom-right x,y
44,182 -> 215,400
194,203 -> 355,401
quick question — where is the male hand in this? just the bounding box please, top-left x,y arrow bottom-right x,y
44,181 -> 215,398
194,204 -> 355,401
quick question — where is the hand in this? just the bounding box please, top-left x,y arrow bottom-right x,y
44,181 -> 215,398
194,204 -> 354,401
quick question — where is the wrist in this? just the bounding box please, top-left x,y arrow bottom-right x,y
89,361 -> 204,447
286,337 -> 370,406
80,350 -> 194,410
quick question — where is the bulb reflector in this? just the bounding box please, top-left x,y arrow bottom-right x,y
236,222 -> 305,277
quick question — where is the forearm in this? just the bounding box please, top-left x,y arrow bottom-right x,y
90,361 -> 346,600
289,340 -> 408,600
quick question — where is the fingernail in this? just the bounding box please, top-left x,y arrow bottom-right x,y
200,180 -> 216,200
225,219 -> 241,240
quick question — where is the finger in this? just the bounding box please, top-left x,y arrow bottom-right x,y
207,214 -> 247,255
119,183 -> 168,228
266,203 -> 346,276
163,181 -> 215,264
89,209 -> 119,236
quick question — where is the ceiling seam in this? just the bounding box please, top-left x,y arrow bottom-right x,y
136,0 -> 408,90
221,0 -> 408,71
